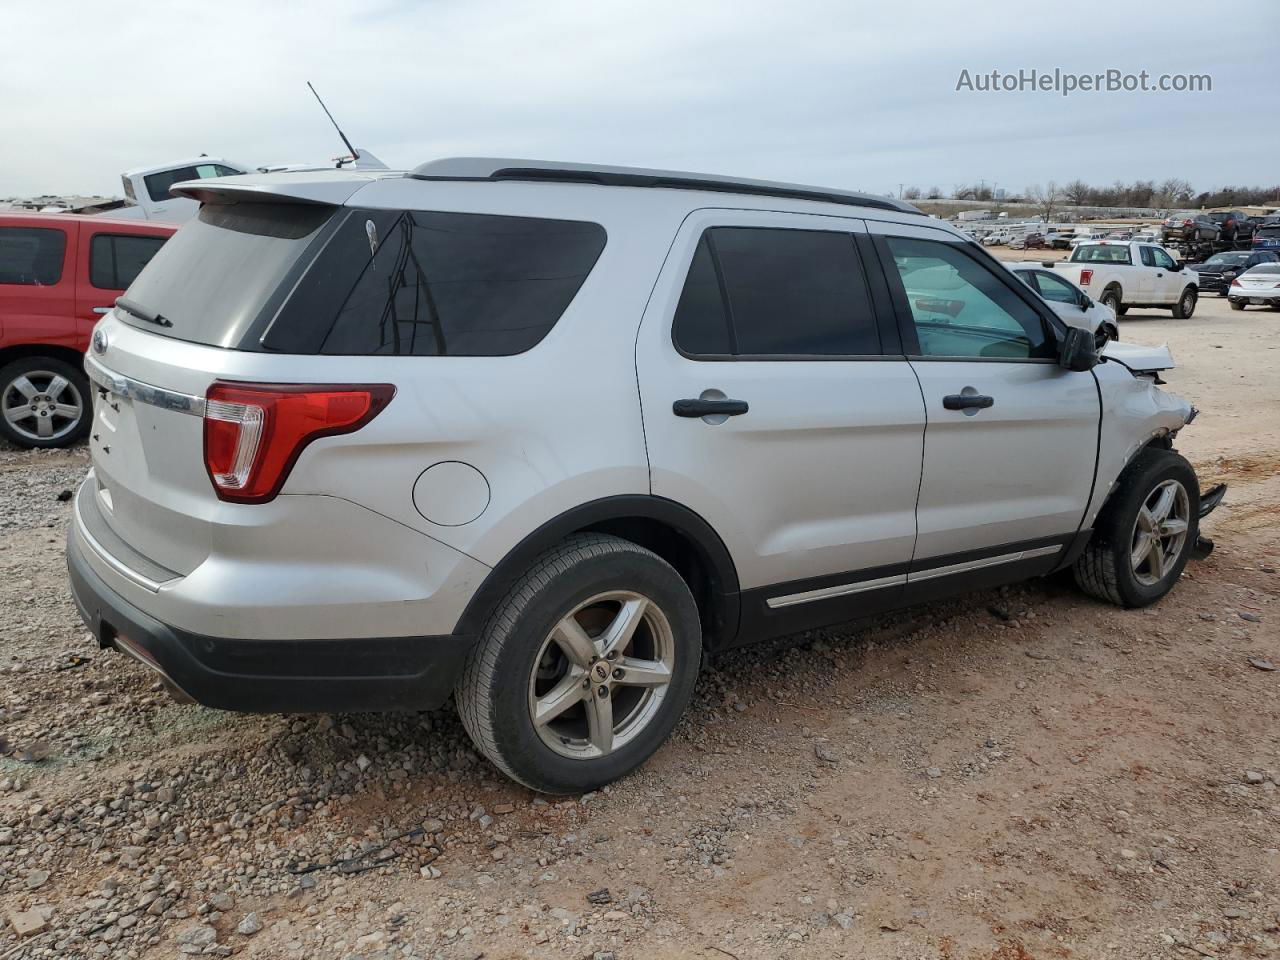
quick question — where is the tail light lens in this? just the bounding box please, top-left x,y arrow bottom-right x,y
1230,278 -> 1242,287
203,382 -> 395,503
1183,219 -> 1193,226
1079,269 -> 1093,285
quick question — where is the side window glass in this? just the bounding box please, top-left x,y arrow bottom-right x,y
0,227 -> 66,286
672,236 -> 732,354
1139,246 -> 1157,267
1033,271 -> 1079,305
144,166 -> 199,202
319,211 -> 606,357
674,227 -> 881,358
89,234 -> 167,290
1152,248 -> 1176,270
882,236 -> 1052,360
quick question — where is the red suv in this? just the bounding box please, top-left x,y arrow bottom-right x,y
0,214 -> 174,448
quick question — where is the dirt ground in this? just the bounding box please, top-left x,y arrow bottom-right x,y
0,288 -> 1277,960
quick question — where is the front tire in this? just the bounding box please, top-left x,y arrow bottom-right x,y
0,356 -> 91,449
456,534 -> 702,794
1074,449 -> 1200,608
1171,287 -> 1197,319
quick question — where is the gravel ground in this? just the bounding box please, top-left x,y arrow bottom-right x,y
0,293 -> 1277,960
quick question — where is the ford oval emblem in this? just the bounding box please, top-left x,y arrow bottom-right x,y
92,329 -> 108,355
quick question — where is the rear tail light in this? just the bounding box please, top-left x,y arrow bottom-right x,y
1230,278 -> 1242,287
1183,219 -> 1193,226
203,382 -> 395,503
1079,269 -> 1093,285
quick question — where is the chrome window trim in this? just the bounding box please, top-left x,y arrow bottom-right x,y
907,544 -> 1061,583
85,355 -> 205,417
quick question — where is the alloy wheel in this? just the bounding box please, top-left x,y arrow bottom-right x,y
1130,479 -> 1190,586
528,590 -> 675,759
2,370 -> 84,443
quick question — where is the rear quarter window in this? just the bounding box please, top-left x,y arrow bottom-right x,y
0,227 -> 66,285
270,210 -> 607,357
89,233 -> 168,290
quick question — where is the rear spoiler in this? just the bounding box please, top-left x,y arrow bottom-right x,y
169,171 -> 394,207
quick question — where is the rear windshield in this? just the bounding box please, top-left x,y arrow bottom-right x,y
119,202 -> 333,347
1247,264 -> 1280,275
1070,244 -> 1132,264
119,202 -> 607,355
1258,224 -> 1280,236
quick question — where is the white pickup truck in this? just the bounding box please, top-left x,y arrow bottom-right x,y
1052,241 -> 1199,319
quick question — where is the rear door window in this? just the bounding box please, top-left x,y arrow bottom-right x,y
0,227 -> 66,285
89,233 -> 168,290
672,227 -> 881,357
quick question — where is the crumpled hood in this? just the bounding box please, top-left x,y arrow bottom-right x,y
1102,341 -> 1175,372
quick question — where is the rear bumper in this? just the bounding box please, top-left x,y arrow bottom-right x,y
1227,290 -> 1280,303
68,526 -> 474,713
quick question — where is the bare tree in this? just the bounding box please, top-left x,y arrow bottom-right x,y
903,186 -> 922,200
1026,182 -> 1063,223
1155,178 -> 1194,207
926,185 -> 943,199
1063,179 -> 1092,206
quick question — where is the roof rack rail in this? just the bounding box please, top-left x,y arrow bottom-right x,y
408,158 -> 921,214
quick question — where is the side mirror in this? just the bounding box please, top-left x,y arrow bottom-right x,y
1080,294 -> 1094,310
1057,325 -> 1098,372
1173,260 -> 1185,272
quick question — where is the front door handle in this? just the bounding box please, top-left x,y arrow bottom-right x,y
673,398 -> 749,418
943,394 -> 994,411
92,306 -> 112,314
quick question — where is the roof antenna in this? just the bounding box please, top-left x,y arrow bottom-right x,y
307,81 -> 359,167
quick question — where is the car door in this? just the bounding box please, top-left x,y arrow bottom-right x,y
867,222 -> 1099,588
1147,245 -> 1183,301
0,221 -> 76,348
76,228 -> 169,343
636,209 -> 926,640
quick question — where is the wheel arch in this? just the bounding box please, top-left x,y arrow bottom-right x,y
453,495 -> 742,648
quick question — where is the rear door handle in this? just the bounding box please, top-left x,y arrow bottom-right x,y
942,394 -> 994,410
673,398 -> 749,418
92,306 -> 112,314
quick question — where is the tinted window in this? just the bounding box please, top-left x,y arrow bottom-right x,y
89,233 -> 167,290
1247,264 -> 1280,275
144,166 -> 198,202
1139,246 -> 1157,267
883,236 -> 1052,360
0,227 -> 66,285
674,227 -> 879,357
317,211 -> 606,356
119,202 -> 335,346
672,236 -> 732,354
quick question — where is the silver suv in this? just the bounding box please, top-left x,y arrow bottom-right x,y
67,159 -> 1223,793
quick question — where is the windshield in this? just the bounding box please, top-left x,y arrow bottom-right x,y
117,202 -> 335,347
1204,253 -> 1250,265
1245,264 -> 1280,275
1070,244 -> 1132,264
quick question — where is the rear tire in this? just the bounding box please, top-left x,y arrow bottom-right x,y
455,533 -> 702,794
1171,287 -> 1197,319
1100,288 -> 1123,315
1230,300 -> 1246,311
0,356 -> 91,449
1074,449 -> 1199,608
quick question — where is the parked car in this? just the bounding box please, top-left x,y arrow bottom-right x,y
1206,211 -> 1254,243
1251,218 -> 1280,254
67,158 -> 1221,794
1106,230 -> 1133,241
1053,241 -> 1199,318
0,213 -> 174,448
1045,230 -> 1071,250
1227,263 -> 1280,311
111,157 -> 249,223
1161,211 -> 1218,243
1133,230 -> 1161,244
1069,231 -> 1107,249
1007,262 -> 1118,344
980,232 -> 1007,246
1188,250 -> 1280,295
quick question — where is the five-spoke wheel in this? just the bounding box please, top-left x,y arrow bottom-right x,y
0,357 -> 91,449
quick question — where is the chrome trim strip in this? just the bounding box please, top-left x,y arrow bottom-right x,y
767,572 -> 906,609
73,486 -> 174,593
907,544 -> 1061,583
84,355 -> 206,417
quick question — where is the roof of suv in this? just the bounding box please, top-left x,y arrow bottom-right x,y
408,158 -> 921,215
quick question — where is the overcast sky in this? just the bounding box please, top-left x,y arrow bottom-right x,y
3,0 -> 1277,200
